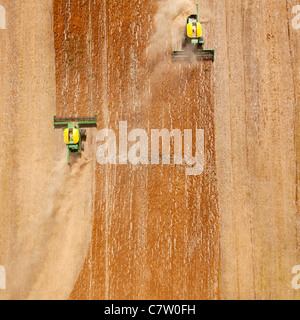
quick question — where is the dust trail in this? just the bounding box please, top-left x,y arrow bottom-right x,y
8,155 -> 93,300
145,0 -> 198,91
147,0 -> 194,61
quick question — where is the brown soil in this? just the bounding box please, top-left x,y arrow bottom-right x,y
53,0 -> 219,300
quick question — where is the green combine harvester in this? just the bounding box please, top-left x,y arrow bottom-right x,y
172,4 -> 214,62
53,114 -> 97,164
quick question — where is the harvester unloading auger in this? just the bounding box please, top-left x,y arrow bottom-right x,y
172,4 -> 214,62
53,115 -> 97,164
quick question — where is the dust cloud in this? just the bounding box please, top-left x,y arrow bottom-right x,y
8,155 -> 93,300
147,0 -> 194,60
143,0 -> 196,105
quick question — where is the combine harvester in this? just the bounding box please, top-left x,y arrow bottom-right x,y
53,115 -> 97,164
172,4 -> 214,62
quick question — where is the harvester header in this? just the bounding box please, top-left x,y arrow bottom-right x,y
53,115 -> 97,126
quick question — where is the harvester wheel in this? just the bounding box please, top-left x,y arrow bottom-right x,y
197,43 -> 204,50
80,129 -> 87,141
